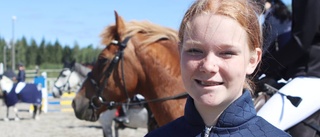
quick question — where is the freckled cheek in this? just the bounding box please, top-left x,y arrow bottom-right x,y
233,61 -> 247,77
181,59 -> 198,72
220,63 -> 240,82
223,65 -> 246,85
181,58 -> 198,79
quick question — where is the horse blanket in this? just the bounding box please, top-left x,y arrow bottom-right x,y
3,83 -> 42,107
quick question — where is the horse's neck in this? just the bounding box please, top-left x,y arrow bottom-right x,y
73,71 -> 86,80
142,67 -> 184,96
142,74 -> 186,126
136,44 -> 186,126
74,63 -> 91,77
137,43 -> 183,96
69,72 -> 85,87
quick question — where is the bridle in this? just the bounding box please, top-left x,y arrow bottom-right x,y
87,36 -> 188,111
54,68 -> 77,94
87,36 -> 131,110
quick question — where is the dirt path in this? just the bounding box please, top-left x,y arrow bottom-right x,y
0,98 -> 147,137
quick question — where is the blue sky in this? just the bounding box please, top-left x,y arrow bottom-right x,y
0,0 -> 291,48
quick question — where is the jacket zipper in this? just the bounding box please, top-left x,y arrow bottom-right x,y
204,126 -> 213,137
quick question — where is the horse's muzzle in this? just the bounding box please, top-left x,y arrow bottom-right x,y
72,95 -> 99,121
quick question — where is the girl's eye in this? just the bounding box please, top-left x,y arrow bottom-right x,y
186,49 -> 202,55
219,51 -> 235,58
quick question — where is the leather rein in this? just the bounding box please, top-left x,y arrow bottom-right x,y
87,36 -> 188,110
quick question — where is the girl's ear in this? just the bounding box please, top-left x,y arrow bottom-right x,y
246,48 -> 262,74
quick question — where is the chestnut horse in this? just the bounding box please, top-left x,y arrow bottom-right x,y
72,11 -> 187,130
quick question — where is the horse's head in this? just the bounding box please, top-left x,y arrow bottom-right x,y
72,11 -> 184,124
52,68 -> 73,98
72,11 -> 144,121
52,61 -> 82,98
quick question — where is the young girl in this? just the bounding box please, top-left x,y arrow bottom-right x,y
145,0 -> 290,136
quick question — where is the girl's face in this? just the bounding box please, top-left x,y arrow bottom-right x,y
180,14 -> 260,108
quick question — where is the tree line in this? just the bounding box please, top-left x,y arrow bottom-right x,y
0,36 -> 102,70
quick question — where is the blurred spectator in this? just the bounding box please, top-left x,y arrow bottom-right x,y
17,63 -> 26,83
262,0 -> 292,52
256,0 -> 292,79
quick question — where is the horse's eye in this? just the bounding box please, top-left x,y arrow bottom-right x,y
61,74 -> 67,77
99,58 -> 108,64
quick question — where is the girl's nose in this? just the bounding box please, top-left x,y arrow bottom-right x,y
199,54 -> 219,73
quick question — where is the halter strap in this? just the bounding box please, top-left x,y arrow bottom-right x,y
89,36 -> 131,109
53,68 -> 75,93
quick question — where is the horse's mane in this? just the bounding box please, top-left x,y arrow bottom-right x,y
100,21 -> 179,46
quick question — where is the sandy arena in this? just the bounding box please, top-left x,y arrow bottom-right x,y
0,97 -> 147,137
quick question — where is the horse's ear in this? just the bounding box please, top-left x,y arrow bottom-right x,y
114,10 -> 126,40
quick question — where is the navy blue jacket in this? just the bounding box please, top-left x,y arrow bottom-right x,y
145,91 -> 290,137
17,70 -> 26,82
